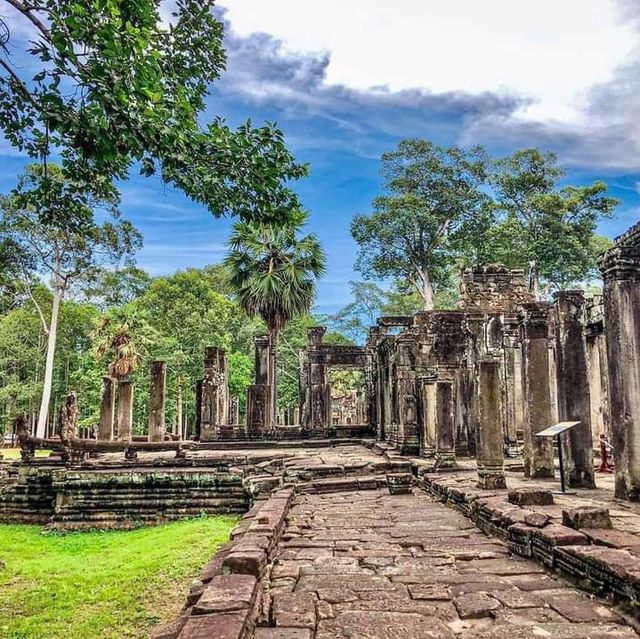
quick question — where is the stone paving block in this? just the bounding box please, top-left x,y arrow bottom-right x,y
317,610 -> 455,639
272,592 -> 317,629
223,548 -> 267,576
453,592 -> 502,619
407,583 -> 451,600
254,628 -> 313,639
192,574 -> 256,615
549,596 -> 622,623
177,611 -> 248,639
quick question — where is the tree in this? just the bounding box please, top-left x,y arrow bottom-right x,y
488,149 -> 618,295
0,164 -> 141,437
84,266 -> 151,310
224,211 -> 326,424
351,139 -> 492,310
0,0 -> 307,223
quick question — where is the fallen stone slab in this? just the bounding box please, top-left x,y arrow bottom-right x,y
563,507 -> 612,530
254,629 -> 313,639
508,487 -> 554,506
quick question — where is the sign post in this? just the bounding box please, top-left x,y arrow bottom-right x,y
534,421 -> 580,494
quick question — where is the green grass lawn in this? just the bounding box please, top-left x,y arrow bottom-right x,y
1,448 -> 51,460
0,516 -> 237,639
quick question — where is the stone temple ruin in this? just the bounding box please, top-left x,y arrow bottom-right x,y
3,222 -> 640,638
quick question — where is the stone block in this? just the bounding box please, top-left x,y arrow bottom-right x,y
254,630 -> 313,639
223,548 -> 267,577
150,610 -> 190,639
177,611 -> 247,639
453,592 -> 502,619
523,512 -> 550,528
562,506 -> 612,530
273,592 -> 317,629
386,473 -> 413,495
507,488 -> 553,506
192,574 -> 257,615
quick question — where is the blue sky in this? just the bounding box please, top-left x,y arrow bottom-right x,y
1,0 -> 640,314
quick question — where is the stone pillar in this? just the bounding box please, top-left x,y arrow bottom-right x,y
228,396 -> 240,425
116,380 -> 134,442
599,223 -> 640,500
307,327 -> 329,434
503,327 -> 521,453
476,359 -> 506,489
554,290 -> 595,488
97,377 -> 115,441
148,361 -> 166,442
254,336 -> 270,385
519,302 -> 555,478
435,380 -> 456,467
395,333 -> 419,454
200,347 -> 229,440
246,384 -> 271,436
194,380 -> 202,441
419,371 -> 437,457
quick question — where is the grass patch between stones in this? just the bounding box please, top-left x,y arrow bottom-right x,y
0,515 -> 237,639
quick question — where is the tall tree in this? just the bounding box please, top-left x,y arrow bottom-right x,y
488,149 -> 618,295
224,211 -> 326,424
0,164 -> 141,437
351,139 -> 492,310
0,0 -> 306,223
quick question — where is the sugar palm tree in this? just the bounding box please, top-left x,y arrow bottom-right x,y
225,211 -> 326,425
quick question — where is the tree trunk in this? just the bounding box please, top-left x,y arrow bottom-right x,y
421,271 -> 434,311
36,289 -> 61,438
269,326 -> 279,428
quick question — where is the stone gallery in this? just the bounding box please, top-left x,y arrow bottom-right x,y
2,222 -> 640,639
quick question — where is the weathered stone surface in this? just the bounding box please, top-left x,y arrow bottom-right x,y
386,473 -> 413,495
192,574 -> 256,615
562,506 -> 612,530
253,630 -> 313,639
524,512 -> 550,528
407,583 -> 451,600
453,592 -> 502,619
508,487 -> 554,506
223,549 -> 267,577
273,592 -> 317,629
177,611 -> 247,639
317,611 -> 455,639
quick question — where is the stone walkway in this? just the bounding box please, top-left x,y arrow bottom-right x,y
256,489 -> 638,639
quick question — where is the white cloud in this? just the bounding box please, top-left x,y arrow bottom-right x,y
219,0 -> 637,124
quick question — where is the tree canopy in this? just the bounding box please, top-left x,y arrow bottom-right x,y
0,0 -> 306,223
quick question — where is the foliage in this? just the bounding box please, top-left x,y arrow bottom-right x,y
0,0 -> 306,222
488,149 -> 618,293
0,516 -> 236,639
351,139 -> 491,310
225,211 -> 326,337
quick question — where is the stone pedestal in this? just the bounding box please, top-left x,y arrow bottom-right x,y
148,361 -> 166,442
599,223 -> 640,500
476,359 -> 506,489
97,377 -> 115,441
116,380 -> 133,442
435,380 -> 456,468
554,291 -> 595,488
519,303 -> 554,479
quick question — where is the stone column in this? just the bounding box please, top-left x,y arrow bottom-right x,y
116,380 -> 134,442
254,336 -> 270,385
395,333 -> 419,454
476,359 -> 506,489
200,347 -> 230,440
97,377 -> 115,441
502,326 -> 521,453
435,379 -> 456,467
194,380 -> 202,441
599,223 -> 640,500
419,371 -> 437,457
554,290 -> 595,488
519,302 -> 554,478
307,327 -> 329,434
148,361 -> 166,442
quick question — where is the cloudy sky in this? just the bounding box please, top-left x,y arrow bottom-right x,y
1,0 -> 640,313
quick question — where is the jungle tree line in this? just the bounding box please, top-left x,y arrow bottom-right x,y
350,141 -> 618,312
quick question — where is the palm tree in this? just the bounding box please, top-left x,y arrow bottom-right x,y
93,309 -> 153,440
224,211 -> 326,425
